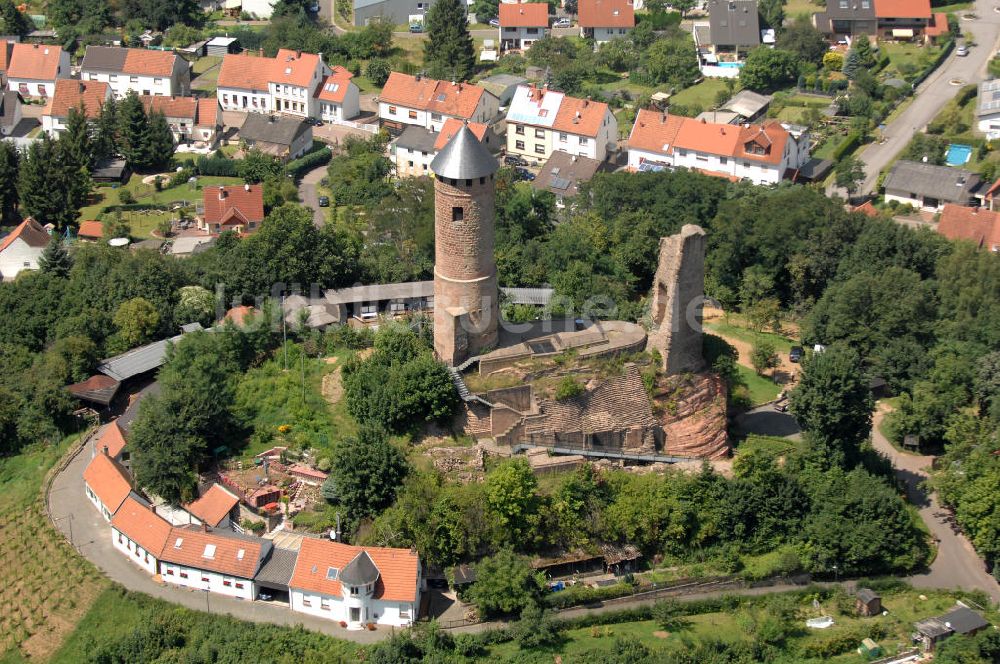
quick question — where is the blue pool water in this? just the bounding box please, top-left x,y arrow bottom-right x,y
946,143 -> 973,166
718,62 -> 743,68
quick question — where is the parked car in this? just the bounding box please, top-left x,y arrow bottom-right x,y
515,167 -> 535,181
409,23 -> 423,32
504,154 -> 527,166
318,196 -> 330,207
553,17 -> 571,27
789,346 -> 804,363
308,2 -> 319,11
956,43 -> 969,56
489,17 -> 500,26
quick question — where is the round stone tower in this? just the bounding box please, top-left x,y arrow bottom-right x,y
430,125 -> 500,366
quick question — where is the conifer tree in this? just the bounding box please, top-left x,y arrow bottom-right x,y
0,140 -> 18,225
38,235 -> 72,277
61,106 -> 93,170
144,110 -> 176,171
423,0 -> 475,81
93,98 -> 119,165
117,91 -> 150,170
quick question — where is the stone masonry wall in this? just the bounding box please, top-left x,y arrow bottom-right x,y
646,224 -> 706,375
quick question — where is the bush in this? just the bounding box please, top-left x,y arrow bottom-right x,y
365,59 -> 391,87
286,146 -> 333,179
118,188 -> 136,204
196,155 -> 240,177
554,377 -> 584,400
101,203 -> 170,213
832,131 -> 862,161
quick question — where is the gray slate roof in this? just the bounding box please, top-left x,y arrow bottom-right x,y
708,0 -> 761,47
97,323 -> 205,382
393,124 -> 438,153
0,91 -> 19,129
884,160 -> 983,204
722,89 -> 771,119
939,606 -> 990,635
431,125 -> 499,179
978,79 -> 1000,117
856,588 -> 879,604
255,547 -> 299,586
239,114 -> 311,148
502,287 -> 554,306
80,45 -> 129,72
324,280 -> 434,305
532,150 -> 602,199
339,550 -> 380,586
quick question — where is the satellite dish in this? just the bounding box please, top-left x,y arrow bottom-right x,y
108,237 -> 130,247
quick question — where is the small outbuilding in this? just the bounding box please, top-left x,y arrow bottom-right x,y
855,588 -> 882,617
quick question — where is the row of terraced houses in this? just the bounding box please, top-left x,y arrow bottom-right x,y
82,422 -> 423,630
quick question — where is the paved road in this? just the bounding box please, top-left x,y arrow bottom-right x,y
840,2 -> 1000,197
47,432 -> 386,644
870,409 -> 1000,602
298,165 -> 329,227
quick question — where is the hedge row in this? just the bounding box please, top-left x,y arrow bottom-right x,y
286,146 -> 332,178
101,203 -> 170,213
832,130 -> 863,162
195,156 -> 241,177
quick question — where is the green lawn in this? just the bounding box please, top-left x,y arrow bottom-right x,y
705,321 -> 796,355
784,0 -> 820,19
933,1 -> 972,12
191,55 -> 222,75
881,42 -> 944,80
736,364 -> 783,405
669,78 -> 729,112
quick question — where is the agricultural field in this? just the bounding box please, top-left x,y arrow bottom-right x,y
0,436 -> 108,662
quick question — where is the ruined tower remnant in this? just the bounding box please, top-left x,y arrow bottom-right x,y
647,224 -> 706,374
430,126 -> 500,366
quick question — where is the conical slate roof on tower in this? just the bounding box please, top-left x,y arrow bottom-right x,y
430,125 -> 499,180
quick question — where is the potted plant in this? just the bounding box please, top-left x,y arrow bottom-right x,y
339,620 -> 347,628
366,623 -> 376,631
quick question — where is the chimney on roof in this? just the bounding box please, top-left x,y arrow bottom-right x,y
202,522 -> 209,532
415,72 -> 421,81
258,48 -> 264,57
102,445 -> 109,456
219,188 -> 227,200
244,183 -> 250,192
296,50 -> 302,58
149,502 -> 156,512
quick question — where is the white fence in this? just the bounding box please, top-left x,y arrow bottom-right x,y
328,118 -> 379,134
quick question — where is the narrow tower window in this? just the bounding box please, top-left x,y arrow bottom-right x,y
452,206 -> 464,222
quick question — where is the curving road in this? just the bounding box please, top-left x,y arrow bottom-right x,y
871,408 -> 1000,602
835,0 -> 1000,198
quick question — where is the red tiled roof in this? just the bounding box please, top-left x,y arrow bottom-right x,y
380,72 -> 488,120
123,49 -> 178,76
314,66 -> 354,103
111,496 -> 172,556
288,463 -> 329,480
140,95 -> 197,120
852,200 -> 880,217
733,121 -> 789,166
217,52 -> 271,91
0,217 -> 49,253
45,79 -> 110,119
925,12 -> 949,37
78,220 -> 104,239
223,305 -> 256,326
184,484 -> 240,527
195,98 -> 219,128
83,452 -> 132,515
578,0 -> 635,28
202,185 -> 265,226
160,526 -> 266,579
434,118 -> 488,150
875,0 -> 931,19
289,539 -> 419,602
96,421 -> 127,458
628,108 -> 685,154
7,43 -> 63,81
551,94 -> 610,137
271,49 -> 322,87
500,2 -> 550,27
937,204 -> 1000,248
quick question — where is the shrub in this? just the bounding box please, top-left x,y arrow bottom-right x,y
196,155 -> 240,177
286,146 -> 333,179
554,377 -> 584,400
118,188 -> 136,204
365,59 -> 391,87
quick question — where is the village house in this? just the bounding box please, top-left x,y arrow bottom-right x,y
883,160 -> 984,211
199,184 -> 266,235
184,484 -> 242,529
532,150 -> 604,208
499,2 -> 550,51
0,90 -> 21,136
41,79 -> 113,136
578,0 -> 634,44
77,220 -> 105,242
94,420 -> 130,468
0,217 -> 49,280
83,449 -> 133,521
936,204 -> 1000,250
353,0 -> 440,26
914,606 -> 991,652
141,95 -> 221,147
111,494 -> 173,575
81,46 -> 191,98
159,525 -> 272,601
315,66 -> 361,123
874,0 -> 932,40
812,0 -> 947,39
217,50 -> 357,122
378,72 -> 499,135
4,42 -> 70,98
238,113 -> 313,160
287,464 -> 329,486
392,118 -> 494,177
977,79 -> 1000,141
706,0 -> 761,59
505,84 -> 618,163
288,539 -> 422,629
626,109 -> 811,184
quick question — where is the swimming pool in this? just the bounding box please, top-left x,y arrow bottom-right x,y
718,62 -> 744,68
946,143 -> 973,166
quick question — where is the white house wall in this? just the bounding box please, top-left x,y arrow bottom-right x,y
82,71 -> 178,98
218,86 -> 271,113
979,116 -> 1000,141
111,526 -> 161,575
0,238 -> 44,280
290,589 -> 418,627
160,562 -> 255,600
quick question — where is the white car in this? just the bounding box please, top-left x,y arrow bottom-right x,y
956,43 -> 969,56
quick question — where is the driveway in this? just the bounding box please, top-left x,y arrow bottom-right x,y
298,164 -> 329,227
47,431 -> 388,643
839,2 -> 1000,197
870,408 -> 1000,602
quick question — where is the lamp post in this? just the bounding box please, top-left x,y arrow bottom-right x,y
832,564 -> 839,583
